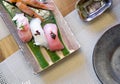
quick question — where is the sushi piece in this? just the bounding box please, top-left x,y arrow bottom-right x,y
12,13 -> 32,42
5,0 -> 54,10
5,0 -> 54,21
30,18 -> 49,48
16,2 -> 44,21
43,23 -> 64,51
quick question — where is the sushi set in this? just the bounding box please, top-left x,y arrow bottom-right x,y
75,0 -> 112,21
0,0 -> 80,73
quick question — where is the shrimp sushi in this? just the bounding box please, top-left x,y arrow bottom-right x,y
30,18 -> 49,48
5,0 -> 54,21
43,23 -> 64,51
12,13 -> 32,42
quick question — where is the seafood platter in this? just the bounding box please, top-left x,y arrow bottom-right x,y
75,0 -> 112,21
0,0 -> 80,73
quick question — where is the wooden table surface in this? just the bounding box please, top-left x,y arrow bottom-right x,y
54,0 -> 77,16
0,0 -> 77,62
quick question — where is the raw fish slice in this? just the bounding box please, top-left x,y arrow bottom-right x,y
12,13 -> 32,42
43,23 -> 64,51
30,18 -> 49,48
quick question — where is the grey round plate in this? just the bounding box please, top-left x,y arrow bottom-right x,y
93,24 -> 120,84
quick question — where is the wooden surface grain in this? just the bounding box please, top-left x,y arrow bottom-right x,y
0,0 -> 77,62
54,0 -> 77,16
0,35 -> 19,60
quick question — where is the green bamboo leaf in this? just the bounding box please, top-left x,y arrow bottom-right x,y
28,40 -> 49,68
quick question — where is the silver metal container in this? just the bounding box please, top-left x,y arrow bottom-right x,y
75,0 -> 112,21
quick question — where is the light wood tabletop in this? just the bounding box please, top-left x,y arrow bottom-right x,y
0,0 -> 77,62
54,0 -> 77,16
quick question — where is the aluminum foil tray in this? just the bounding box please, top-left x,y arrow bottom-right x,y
76,0 -> 112,21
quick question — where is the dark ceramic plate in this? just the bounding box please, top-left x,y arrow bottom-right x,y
93,24 -> 120,84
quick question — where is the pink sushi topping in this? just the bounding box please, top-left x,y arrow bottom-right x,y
43,23 -> 64,51
12,13 -> 32,42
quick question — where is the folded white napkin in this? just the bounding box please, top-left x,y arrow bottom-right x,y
0,50 -> 43,84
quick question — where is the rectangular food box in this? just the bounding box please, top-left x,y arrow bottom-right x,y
0,0 -> 80,73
